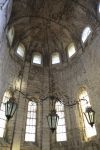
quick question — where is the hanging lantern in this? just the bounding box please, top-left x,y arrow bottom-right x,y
5,97 -> 17,121
47,109 -> 59,133
84,106 -> 95,127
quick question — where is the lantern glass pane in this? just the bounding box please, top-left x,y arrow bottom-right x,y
5,99 -> 17,120
47,115 -> 52,128
52,116 -> 56,128
10,102 -> 17,117
89,112 -> 94,123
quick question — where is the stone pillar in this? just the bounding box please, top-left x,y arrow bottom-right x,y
0,0 -> 13,100
42,99 -> 50,150
11,63 -> 30,150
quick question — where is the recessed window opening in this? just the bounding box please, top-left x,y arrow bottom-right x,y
82,27 -> 91,43
52,52 -> 60,64
68,43 -> 76,58
25,101 -> 37,142
16,44 -> 25,58
32,53 -> 42,64
98,3 -> 100,13
79,89 -> 97,138
55,101 -> 67,142
0,91 -> 10,137
7,26 -> 14,46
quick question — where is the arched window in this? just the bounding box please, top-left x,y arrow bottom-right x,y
32,53 -> 42,64
79,88 -> 97,138
52,52 -> 60,64
0,91 -> 11,137
82,27 -> 91,43
68,43 -> 76,58
16,43 -> 25,58
25,101 -> 37,142
55,101 -> 67,142
7,26 -> 14,46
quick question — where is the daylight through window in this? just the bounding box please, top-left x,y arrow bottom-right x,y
68,43 -> 76,58
32,53 -> 42,64
52,52 -> 60,64
25,101 -> 37,142
7,27 -> 14,46
82,27 -> 91,43
0,91 -> 10,137
79,89 -> 97,138
16,44 -> 25,58
55,101 -> 67,142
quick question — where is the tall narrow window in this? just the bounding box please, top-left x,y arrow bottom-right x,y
55,102 -> 67,142
16,43 -> 25,58
82,27 -> 91,43
0,91 -> 10,137
79,88 -> 97,138
7,26 -> 14,46
25,101 -> 37,142
52,52 -> 60,64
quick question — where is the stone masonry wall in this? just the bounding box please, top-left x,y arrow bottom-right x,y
0,2 -> 100,150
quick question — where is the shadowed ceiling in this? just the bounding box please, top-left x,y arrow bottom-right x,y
8,0 -> 98,61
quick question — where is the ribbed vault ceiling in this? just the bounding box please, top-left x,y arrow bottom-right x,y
8,0 -> 98,61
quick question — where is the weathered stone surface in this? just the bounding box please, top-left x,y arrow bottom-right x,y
0,0 -> 100,150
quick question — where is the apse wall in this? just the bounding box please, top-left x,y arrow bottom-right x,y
0,0 -> 20,99
19,28 -> 100,150
0,4 -> 100,149
51,28 -> 100,150
1,30 -> 100,150
0,2 -> 21,149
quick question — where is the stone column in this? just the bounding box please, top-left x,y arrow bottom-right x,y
11,63 -> 30,150
42,99 -> 50,150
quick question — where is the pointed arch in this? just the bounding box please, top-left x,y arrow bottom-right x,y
78,87 -> 96,139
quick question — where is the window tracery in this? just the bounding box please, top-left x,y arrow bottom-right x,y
25,101 -> 37,142
55,101 -> 67,142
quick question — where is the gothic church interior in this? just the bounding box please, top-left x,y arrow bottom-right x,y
0,0 -> 100,150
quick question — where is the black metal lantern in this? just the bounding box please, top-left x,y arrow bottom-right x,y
5,97 -> 17,121
47,109 -> 59,133
84,106 -> 95,127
